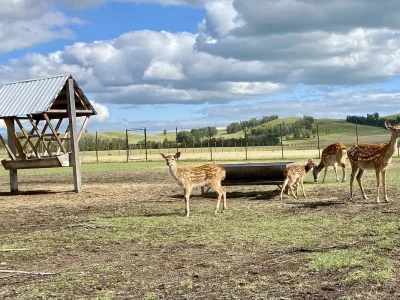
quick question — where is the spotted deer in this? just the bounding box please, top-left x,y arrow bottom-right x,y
160,152 -> 227,216
280,158 -> 316,200
313,142 -> 348,183
348,121 -> 400,203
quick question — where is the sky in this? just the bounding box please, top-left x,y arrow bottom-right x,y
1,0 -> 400,132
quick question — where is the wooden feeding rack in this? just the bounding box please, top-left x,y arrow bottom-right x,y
0,74 -> 97,192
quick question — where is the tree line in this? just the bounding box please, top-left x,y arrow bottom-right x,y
77,116 -> 316,151
346,113 -> 400,127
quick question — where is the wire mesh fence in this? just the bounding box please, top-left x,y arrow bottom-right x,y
77,120 -> 399,164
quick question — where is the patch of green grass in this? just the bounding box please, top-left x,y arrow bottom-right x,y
143,293 -> 159,300
307,249 -> 394,285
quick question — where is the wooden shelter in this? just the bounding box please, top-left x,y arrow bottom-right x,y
0,74 -> 97,192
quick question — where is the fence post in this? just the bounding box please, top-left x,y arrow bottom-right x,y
209,138 -> 213,161
176,127 -> 179,154
144,128 -> 148,162
245,126 -> 248,160
356,121 -> 359,143
96,131 -> 99,163
125,129 -> 129,162
280,124 -> 284,159
316,123 -> 321,159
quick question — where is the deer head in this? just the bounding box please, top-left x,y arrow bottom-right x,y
160,152 -> 181,167
385,121 -> 400,138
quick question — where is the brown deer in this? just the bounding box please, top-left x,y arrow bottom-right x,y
160,152 -> 227,216
313,142 -> 348,183
280,158 -> 316,200
348,121 -> 400,203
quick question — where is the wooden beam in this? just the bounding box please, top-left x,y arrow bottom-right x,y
74,90 -> 89,109
5,120 -> 18,192
22,119 -> 40,151
14,119 -> 40,158
46,109 -> 93,114
66,78 -> 82,193
18,133 -> 60,139
42,113 -> 66,154
0,134 -> 16,160
26,115 -> 52,156
31,122 -> 49,156
56,124 -> 70,155
78,116 -> 89,142
47,118 -> 63,151
3,119 -> 26,159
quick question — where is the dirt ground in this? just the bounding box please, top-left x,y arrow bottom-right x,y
0,168 -> 400,299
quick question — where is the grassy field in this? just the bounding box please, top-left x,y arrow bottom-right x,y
1,158 -> 400,299
76,119 -> 394,164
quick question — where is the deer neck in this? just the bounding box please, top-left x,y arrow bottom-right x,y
383,134 -> 399,161
304,163 -> 313,173
168,163 -> 179,179
316,160 -> 324,172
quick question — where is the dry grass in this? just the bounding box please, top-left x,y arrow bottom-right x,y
1,159 -> 400,299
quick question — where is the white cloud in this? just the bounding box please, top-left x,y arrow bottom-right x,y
143,61 -> 185,81
1,0 -> 400,123
0,0 -> 84,54
88,100 -> 110,123
62,0 -> 204,9
197,90 -> 400,122
0,30 -> 283,105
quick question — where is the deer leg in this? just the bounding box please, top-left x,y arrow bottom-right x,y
349,165 -> 358,201
356,169 -> 368,200
300,178 -> 307,198
280,178 -> 289,200
213,184 -> 223,214
289,182 -> 297,199
340,162 -> 346,182
221,186 -> 227,211
322,167 -> 328,183
333,163 -> 339,182
375,169 -> 381,203
184,186 -> 192,216
382,169 -> 389,203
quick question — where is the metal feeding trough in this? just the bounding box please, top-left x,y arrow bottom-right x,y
219,162 -> 295,187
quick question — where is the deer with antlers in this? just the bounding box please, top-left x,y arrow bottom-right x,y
160,152 -> 227,216
280,158 -> 317,200
313,142 -> 348,183
348,121 -> 400,203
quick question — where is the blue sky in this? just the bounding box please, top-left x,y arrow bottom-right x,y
1,0 -> 400,132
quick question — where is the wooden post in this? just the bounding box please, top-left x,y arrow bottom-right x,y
144,128 -> 148,162
96,131 -> 99,163
66,78 -> 82,193
316,123 -> 321,159
280,124 -> 284,159
6,119 -> 18,192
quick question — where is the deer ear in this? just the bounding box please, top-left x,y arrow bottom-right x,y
308,158 -> 313,163
160,153 -> 166,159
175,152 -> 181,158
385,121 -> 393,130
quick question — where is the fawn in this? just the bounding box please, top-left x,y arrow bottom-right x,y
160,152 -> 227,216
313,142 -> 348,183
280,159 -> 316,200
348,121 -> 400,203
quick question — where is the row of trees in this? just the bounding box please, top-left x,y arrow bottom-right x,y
346,113 -> 400,127
78,116 -> 316,151
226,115 -> 279,134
